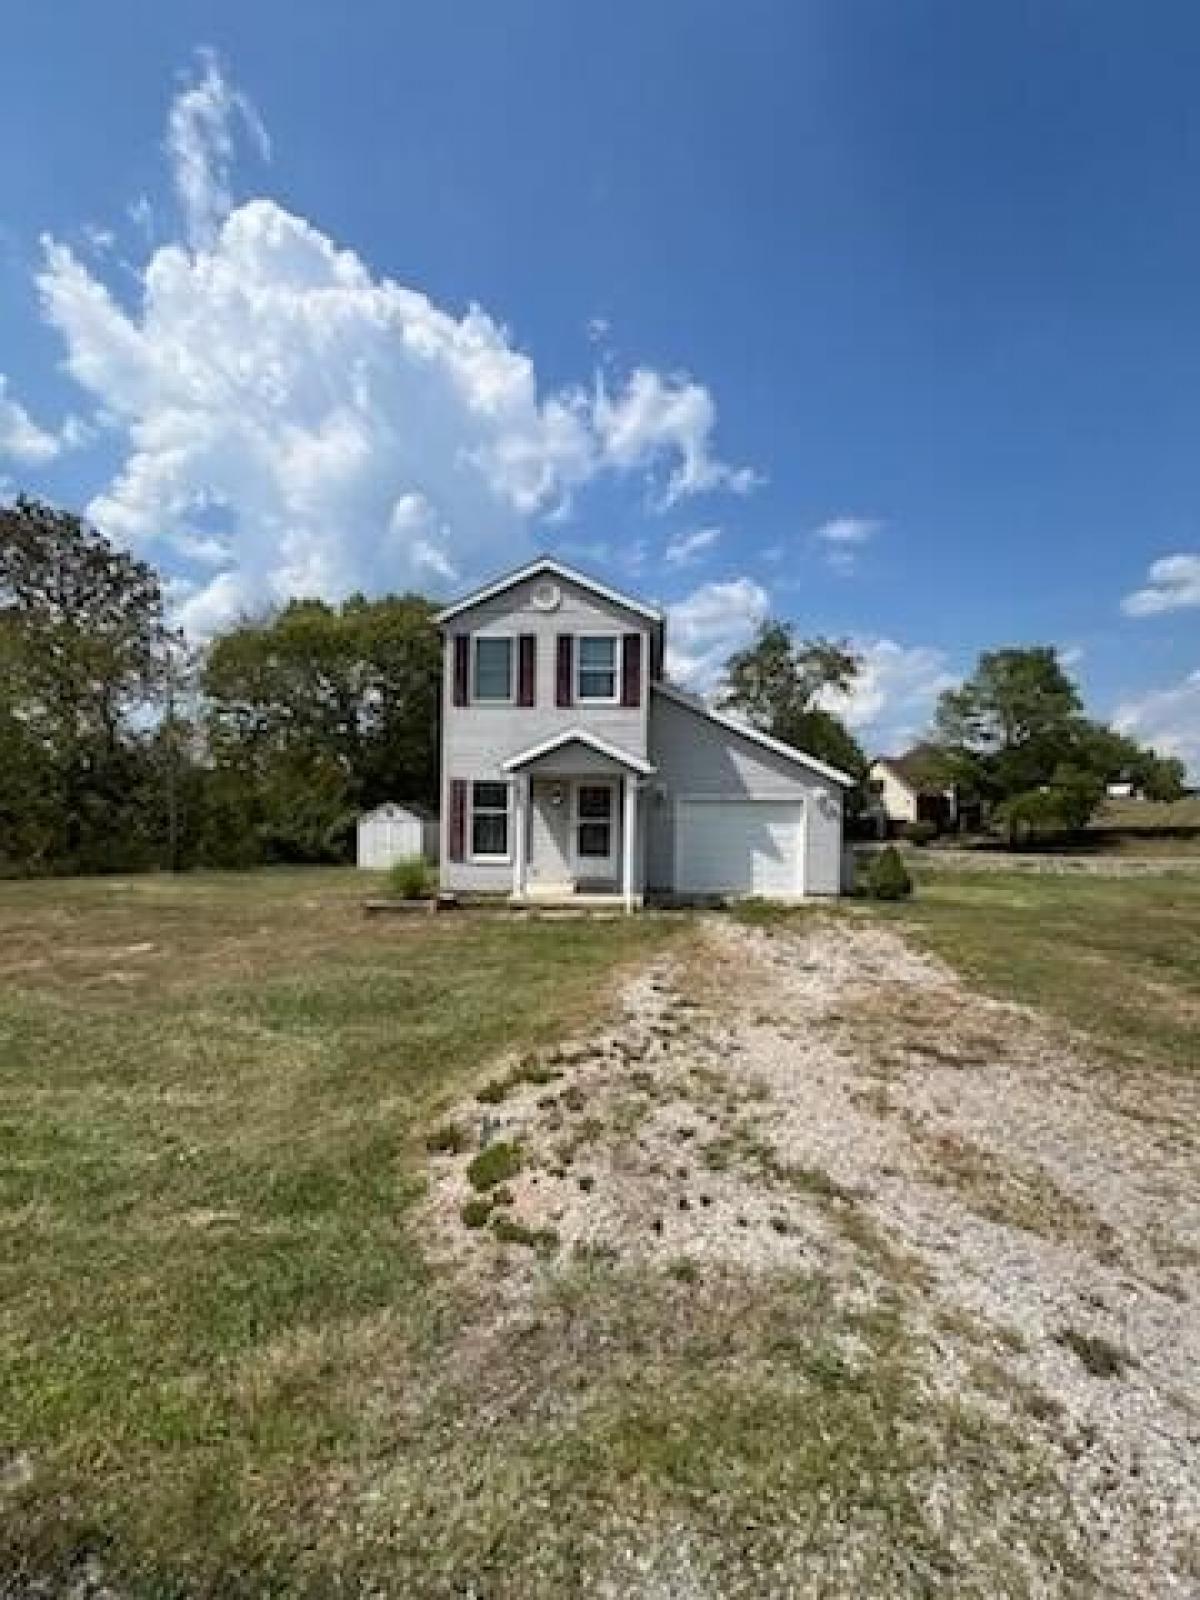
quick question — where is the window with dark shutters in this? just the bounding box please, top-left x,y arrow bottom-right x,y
448,779 -> 467,862
452,635 -> 470,707
556,635 -> 573,707
621,633 -> 642,707
517,634 -> 536,707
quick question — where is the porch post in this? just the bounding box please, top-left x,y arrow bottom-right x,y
513,772 -> 528,901
622,776 -> 637,913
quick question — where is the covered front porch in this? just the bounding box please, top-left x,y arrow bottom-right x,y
501,731 -> 655,913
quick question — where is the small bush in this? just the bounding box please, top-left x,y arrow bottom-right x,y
460,1196 -> 494,1228
868,846 -> 912,901
467,1140 -> 523,1191
387,854 -> 432,900
425,1121 -> 467,1155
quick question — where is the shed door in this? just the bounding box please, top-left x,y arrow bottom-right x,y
675,799 -> 805,897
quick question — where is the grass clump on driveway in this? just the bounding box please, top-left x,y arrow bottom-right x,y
467,1140 -> 523,1190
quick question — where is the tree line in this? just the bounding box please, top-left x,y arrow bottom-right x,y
0,496 -> 1185,876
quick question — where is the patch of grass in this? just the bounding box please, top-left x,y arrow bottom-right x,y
460,1195 -> 494,1228
491,1215 -> 559,1251
868,870 -> 1200,1078
0,868 -> 682,1593
425,1120 -> 469,1155
1056,1326 -> 1131,1379
466,1140 -> 524,1191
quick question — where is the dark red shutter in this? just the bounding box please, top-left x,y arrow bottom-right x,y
452,635 -> 470,707
556,635 -> 573,708
517,634 -> 536,707
621,633 -> 642,708
448,779 -> 467,862
649,626 -> 664,684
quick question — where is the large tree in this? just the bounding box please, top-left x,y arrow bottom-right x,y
203,593 -> 441,862
718,620 -> 866,776
0,497 -> 175,872
931,645 -> 1184,843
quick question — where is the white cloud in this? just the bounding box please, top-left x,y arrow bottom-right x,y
813,515 -> 882,575
1121,553 -> 1200,618
664,525 -> 720,566
1114,670 -> 1200,778
34,57 -> 753,637
594,367 -> 759,508
0,375 -> 67,465
166,47 -> 271,249
665,576 -> 769,691
821,638 -> 956,755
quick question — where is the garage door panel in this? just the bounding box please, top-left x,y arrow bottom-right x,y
676,799 -> 804,896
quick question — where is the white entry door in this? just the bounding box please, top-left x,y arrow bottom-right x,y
675,799 -> 805,897
572,780 -> 618,876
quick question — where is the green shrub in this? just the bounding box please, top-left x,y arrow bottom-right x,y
868,846 -> 912,901
466,1140 -> 523,1191
387,854 -> 432,900
475,1078 -> 510,1104
460,1196 -> 494,1228
425,1121 -> 467,1155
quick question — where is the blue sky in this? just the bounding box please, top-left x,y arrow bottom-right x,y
1,1 -> 1198,765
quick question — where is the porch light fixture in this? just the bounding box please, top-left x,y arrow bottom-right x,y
551,783 -> 565,807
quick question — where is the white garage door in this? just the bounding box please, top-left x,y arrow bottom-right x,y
675,799 -> 805,897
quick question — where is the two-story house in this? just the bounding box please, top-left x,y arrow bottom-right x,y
434,557 -> 853,908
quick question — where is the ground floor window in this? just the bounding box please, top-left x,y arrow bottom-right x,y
470,780 -> 510,860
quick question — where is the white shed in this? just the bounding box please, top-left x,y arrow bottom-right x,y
356,803 -> 437,870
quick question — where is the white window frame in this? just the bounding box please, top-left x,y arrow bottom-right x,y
471,633 -> 516,705
469,779 -> 512,863
575,633 -> 622,705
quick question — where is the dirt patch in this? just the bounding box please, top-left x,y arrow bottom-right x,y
426,914 -> 1200,1598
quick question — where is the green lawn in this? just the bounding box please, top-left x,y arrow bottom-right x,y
876,868 -> 1200,1077
1,867 -> 1192,1594
0,871 -> 679,1594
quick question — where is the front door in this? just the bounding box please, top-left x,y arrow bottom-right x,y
572,779 -> 618,878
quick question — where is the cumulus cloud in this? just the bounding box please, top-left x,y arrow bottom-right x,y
34,54 -> 755,636
1114,670 -> 1200,778
665,576 -> 769,691
664,525 -> 720,566
1121,553 -> 1200,617
594,367 -> 759,508
813,515 -> 882,575
822,638 -> 956,755
0,376 -> 63,465
166,46 -> 271,248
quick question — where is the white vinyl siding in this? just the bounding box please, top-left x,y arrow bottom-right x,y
472,636 -> 514,703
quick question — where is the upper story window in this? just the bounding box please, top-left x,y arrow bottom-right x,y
577,635 -> 619,703
472,636 -> 514,702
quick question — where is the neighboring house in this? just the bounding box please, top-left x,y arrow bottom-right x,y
434,557 -> 853,909
867,751 -> 962,834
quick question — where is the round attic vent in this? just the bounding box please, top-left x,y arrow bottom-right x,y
530,580 -> 562,611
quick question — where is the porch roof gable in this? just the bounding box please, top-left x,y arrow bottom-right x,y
501,728 -> 656,777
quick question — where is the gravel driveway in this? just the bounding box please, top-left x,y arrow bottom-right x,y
429,913 -> 1200,1597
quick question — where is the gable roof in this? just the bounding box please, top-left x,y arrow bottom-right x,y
653,683 -> 856,788
433,556 -> 664,626
501,728 -> 657,777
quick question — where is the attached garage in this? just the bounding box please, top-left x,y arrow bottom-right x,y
647,685 -> 853,899
674,798 -> 806,897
